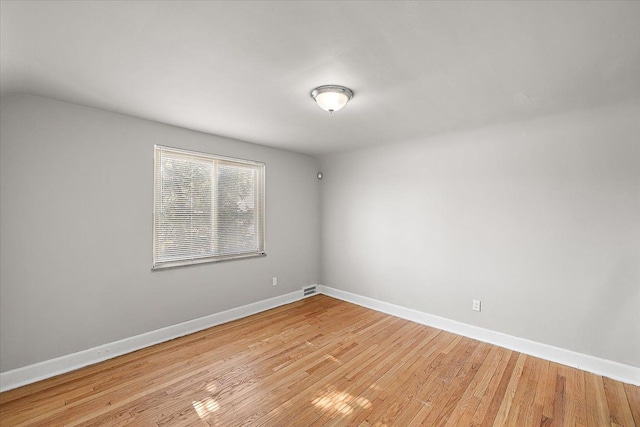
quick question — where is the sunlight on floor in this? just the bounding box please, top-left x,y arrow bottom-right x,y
192,397 -> 220,419
312,389 -> 372,415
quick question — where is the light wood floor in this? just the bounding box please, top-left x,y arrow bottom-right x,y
0,295 -> 638,426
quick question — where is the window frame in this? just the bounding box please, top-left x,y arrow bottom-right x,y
152,145 -> 266,270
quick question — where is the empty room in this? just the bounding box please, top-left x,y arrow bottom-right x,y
0,1 -> 638,426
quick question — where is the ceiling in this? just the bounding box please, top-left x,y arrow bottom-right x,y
1,1 -> 639,156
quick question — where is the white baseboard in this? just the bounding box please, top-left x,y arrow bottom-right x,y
318,285 -> 640,386
3,286 -> 637,392
0,290 -> 305,392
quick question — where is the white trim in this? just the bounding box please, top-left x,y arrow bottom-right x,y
317,285 -> 640,386
0,290 -> 303,392
3,285 -> 637,392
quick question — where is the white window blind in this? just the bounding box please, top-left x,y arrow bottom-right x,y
153,145 -> 265,269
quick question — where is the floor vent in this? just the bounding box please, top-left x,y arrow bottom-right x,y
302,285 -> 317,297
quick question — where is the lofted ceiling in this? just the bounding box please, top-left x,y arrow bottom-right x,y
1,1 -> 639,156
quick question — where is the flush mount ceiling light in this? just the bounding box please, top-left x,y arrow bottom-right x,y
310,85 -> 354,113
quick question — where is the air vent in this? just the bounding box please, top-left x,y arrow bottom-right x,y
302,285 -> 317,297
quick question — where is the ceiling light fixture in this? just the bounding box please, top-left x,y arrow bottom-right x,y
310,85 -> 354,113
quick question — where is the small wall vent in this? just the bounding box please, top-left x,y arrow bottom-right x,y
302,285 -> 317,297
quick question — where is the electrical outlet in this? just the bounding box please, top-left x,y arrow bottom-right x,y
472,300 -> 481,312
272,277 -> 278,286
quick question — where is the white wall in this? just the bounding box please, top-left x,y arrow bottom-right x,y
2,94 -> 638,376
320,101 -> 640,367
0,95 -> 321,372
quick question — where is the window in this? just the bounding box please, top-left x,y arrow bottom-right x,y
153,145 -> 265,269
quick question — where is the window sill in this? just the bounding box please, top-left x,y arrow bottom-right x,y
152,252 -> 266,270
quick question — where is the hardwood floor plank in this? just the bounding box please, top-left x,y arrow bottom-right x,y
149,305 -> 390,426
405,340 -> 491,426
428,342 -> 493,426
479,349 -> 520,425
552,371 -> 567,427
309,325 -> 444,426
559,364 -> 577,425
0,295 -> 637,427
513,356 -> 543,426
245,320 -> 423,426
468,347 -> 514,425
325,330 -> 451,427
585,372 -> 612,427
446,345 -> 510,426
385,338 -> 469,426
218,318 -> 411,426
624,382 -> 640,426
573,366 -> 588,426
491,352 -> 528,426
603,377 -> 636,427
303,328 -> 443,426
541,361 -> 560,423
